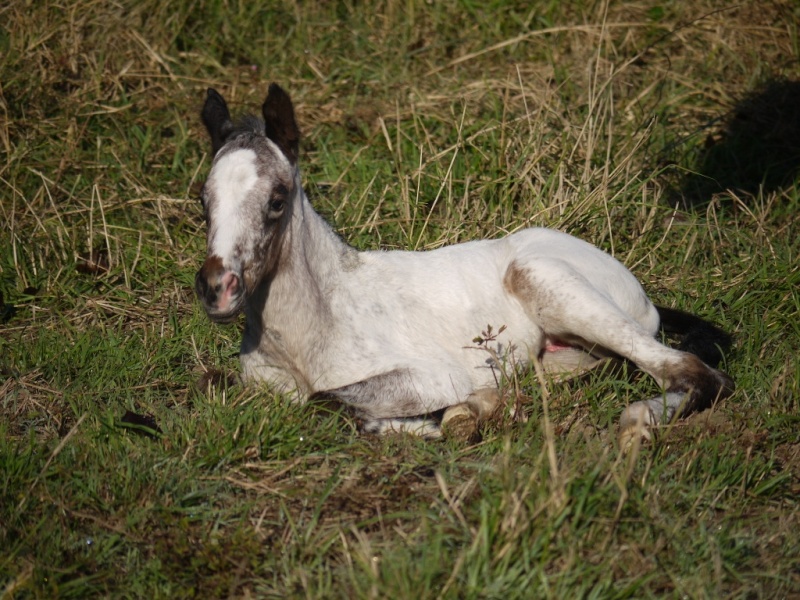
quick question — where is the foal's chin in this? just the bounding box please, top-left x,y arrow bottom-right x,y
201,299 -> 245,324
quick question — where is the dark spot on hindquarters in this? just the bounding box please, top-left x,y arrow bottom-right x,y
503,260 -> 533,297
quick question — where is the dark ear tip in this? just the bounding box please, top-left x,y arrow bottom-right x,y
267,83 -> 288,100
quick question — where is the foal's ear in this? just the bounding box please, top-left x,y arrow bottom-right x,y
201,88 -> 234,156
262,83 -> 300,165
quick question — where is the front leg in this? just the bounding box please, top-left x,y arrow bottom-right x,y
361,417 -> 444,438
240,347 -> 307,401
362,386 -> 500,441
321,367 -> 481,438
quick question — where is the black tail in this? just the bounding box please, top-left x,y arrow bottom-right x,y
656,305 -> 733,368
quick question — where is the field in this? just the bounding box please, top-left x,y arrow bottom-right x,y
2,0 -> 800,597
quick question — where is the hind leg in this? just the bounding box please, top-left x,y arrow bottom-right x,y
618,393 -> 689,445
504,259 -> 734,443
617,358 -> 733,447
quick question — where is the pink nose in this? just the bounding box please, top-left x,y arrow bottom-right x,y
195,256 -> 241,314
219,271 -> 239,295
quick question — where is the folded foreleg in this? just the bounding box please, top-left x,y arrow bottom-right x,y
321,365 -> 479,437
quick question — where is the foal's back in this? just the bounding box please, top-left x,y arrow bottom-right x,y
322,227 -> 657,386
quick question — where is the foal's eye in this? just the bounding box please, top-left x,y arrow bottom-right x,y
266,184 -> 289,218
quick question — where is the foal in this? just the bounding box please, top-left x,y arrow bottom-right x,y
195,84 -> 734,445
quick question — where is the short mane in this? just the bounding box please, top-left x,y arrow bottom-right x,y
230,115 -> 265,138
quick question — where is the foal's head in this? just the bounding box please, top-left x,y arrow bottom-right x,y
195,84 -> 300,322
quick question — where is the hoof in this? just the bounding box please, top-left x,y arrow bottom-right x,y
441,404 -> 479,443
618,423 -> 652,453
619,403 -> 656,452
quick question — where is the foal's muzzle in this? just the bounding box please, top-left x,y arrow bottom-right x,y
195,256 -> 244,323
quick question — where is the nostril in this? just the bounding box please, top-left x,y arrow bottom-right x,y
220,271 -> 240,295
195,271 -> 209,296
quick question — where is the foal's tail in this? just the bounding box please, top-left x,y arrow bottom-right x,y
656,305 -> 733,368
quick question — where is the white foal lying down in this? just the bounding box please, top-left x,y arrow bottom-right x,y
195,84 -> 734,443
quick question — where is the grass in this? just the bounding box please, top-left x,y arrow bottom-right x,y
2,0 -> 800,597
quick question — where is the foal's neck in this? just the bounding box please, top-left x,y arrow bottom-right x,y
249,186 -> 351,331
291,189 -> 353,284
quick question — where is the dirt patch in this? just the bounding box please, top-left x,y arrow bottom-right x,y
773,442 -> 800,496
220,448 -> 461,533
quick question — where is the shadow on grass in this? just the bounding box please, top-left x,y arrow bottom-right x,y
675,78 -> 800,208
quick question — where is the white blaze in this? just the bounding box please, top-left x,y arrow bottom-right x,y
208,148 -> 259,266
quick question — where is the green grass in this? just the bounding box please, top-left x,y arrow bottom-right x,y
2,0 -> 800,597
